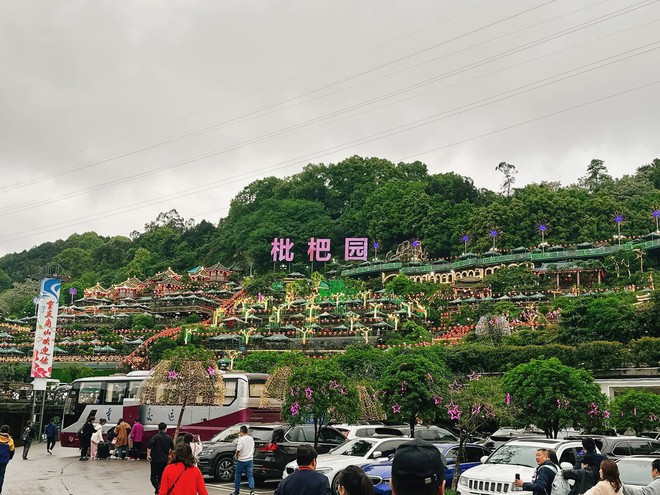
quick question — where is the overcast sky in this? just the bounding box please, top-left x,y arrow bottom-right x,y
1,0 -> 659,256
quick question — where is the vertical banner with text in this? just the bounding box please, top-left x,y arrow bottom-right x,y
31,278 -> 61,378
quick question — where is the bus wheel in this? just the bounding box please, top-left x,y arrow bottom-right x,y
214,457 -> 235,482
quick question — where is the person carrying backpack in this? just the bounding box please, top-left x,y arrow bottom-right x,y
21,420 -> 35,460
514,448 -> 557,495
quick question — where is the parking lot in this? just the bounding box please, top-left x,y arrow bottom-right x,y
2,442 -> 280,495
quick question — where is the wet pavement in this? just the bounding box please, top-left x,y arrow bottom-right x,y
3,441 -> 279,494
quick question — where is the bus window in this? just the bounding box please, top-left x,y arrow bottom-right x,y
127,380 -> 141,399
224,379 -> 237,406
249,380 -> 266,398
79,382 -> 102,405
104,382 -> 127,404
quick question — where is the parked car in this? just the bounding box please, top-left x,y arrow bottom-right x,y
197,424 -> 244,481
640,432 -> 660,441
413,425 -> 458,442
457,438 -> 590,495
616,455 -> 660,488
333,423 -> 408,439
566,435 -> 660,459
363,442 -> 493,495
252,423 -> 346,483
284,436 -> 412,494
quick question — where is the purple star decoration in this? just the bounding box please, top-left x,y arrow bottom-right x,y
207,366 -> 215,376
290,402 -> 300,416
411,240 -> 421,248
614,214 -> 624,224
372,241 -> 380,249
392,404 -> 401,414
305,387 -> 313,399
490,229 -> 499,238
461,235 -> 470,243
167,370 -> 180,380
538,224 -> 547,232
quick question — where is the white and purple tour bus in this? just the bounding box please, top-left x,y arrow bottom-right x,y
60,370 -> 281,451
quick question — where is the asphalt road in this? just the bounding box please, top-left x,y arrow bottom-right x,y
3,441 -> 280,495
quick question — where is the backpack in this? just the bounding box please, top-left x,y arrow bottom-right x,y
22,427 -> 31,442
543,464 -> 570,495
77,427 -> 85,438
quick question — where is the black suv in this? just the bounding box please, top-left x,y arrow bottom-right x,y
567,435 -> 660,459
198,424 -> 245,482
252,423 -> 346,483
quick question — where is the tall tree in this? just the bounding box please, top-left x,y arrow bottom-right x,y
579,159 -> 613,192
502,358 -> 608,438
495,162 -> 518,197
281,360 -> 359,447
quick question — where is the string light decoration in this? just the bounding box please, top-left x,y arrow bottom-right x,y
260,366 -> 292,409
137,354 -> 225,439
137,358 -> 225,407
357,384 -> 386,421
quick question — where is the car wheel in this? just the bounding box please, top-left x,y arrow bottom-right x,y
214,457 -> 235,482
332,472 -> 343,495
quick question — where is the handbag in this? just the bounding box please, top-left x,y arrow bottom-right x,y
166,467 -> 187,495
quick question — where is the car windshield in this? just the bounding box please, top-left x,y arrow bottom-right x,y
331,438 -> 377,457
618,460 -> 654,486
209,426 -> 241,443
486,444 -> 540,467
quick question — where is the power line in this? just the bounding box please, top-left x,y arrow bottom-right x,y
0,0 -> 655,217
0,66 -> 657,247
0,0 -> 558,193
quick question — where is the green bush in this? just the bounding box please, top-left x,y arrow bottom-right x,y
628,337 -> 660,367
575,341 -> 626,371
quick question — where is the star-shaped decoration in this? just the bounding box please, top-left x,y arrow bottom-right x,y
468,371 -> 480,381
305,387 -> 313,399
392,404 -> 401,414
449,380 -> 463,394
167,370 -> 180,380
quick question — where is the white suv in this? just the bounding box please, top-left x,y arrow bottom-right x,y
457,438 -> 587,495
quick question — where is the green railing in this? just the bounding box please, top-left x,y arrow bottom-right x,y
341,238 -> 660,277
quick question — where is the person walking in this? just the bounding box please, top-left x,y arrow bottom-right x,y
79,417 -> 95,461
390,439 -> 446,495
157,443 -> 208,495
0,425 -> 15,495
90,418 -> 106,460
21,420 -> 35,460
114,418 -> 131,459
274,444 -> 331,495
515,448 -> 557,495
44,420 -> 58,454
129,418 -> 144,460
336,465 -> 374,495
623,458 -> 660,495
147,422 -> 174,495
233,425 -> 255,495
584,460 -> 623,495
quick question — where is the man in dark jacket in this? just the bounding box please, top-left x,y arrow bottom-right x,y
274,445 -> 331,495
79,417 -> 95,461
390,439 -> 446,495
21,420 -> 35,460
515,448 -> 557,495
563,460 -> 597,495
147,422 -> 174,495
575,438 -> 607,472
45,420 -> 58,454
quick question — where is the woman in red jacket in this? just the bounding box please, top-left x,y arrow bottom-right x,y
158,443 -> 208,495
